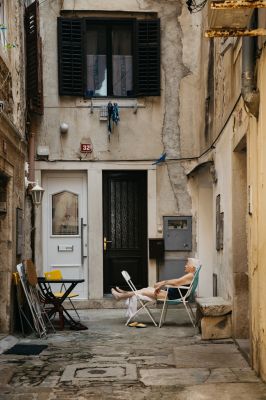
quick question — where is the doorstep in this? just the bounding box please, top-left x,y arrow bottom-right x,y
0,335 -> 19,354
64,298 -> 128,309
65,298 -> 189,309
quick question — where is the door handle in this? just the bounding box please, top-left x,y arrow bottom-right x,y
104,237 -> 112,251
81,218 -> 87,265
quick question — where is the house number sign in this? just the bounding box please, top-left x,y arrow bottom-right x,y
80,143 -> 93,153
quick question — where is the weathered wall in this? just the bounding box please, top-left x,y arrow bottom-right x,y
36,0 -> 207,276
248,45 -> 266,381
212,118 -> 234,300
187,166 -> 214,297
0,0 -> 26,333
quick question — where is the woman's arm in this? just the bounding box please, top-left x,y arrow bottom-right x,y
154,273 -> 194,290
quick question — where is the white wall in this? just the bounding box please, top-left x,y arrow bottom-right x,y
197,175 -> 214,297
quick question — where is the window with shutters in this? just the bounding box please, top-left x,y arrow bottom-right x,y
58,18 -> 160,98
25,1 -> 44,115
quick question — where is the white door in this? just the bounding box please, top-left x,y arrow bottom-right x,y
42,172 -> 88,298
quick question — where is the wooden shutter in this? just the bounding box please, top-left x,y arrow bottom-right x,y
136,19 -> 160,96
25,1 -> 43,114
58,18 -> 84,96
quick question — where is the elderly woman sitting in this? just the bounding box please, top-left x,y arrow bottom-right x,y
111,258 -> 200,301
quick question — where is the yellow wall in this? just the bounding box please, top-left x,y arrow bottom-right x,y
248,46 -> 266,381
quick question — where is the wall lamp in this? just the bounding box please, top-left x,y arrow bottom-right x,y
25,177 -> 45,207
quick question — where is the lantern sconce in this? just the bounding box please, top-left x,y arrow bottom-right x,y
60,122 -> 69,134
25,177 -> 45,207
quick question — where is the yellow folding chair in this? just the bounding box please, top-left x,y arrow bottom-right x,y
44,269 -> 80,320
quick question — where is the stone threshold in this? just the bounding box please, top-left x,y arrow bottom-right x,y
65,298 -> 196,310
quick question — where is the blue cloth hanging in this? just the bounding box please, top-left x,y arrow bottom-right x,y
112,103 -> 120,125
107,102 -> 113,133
107,102 -> 120,134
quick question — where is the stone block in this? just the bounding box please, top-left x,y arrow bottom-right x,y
201,314 -> 232,340
196,297 -> 232,316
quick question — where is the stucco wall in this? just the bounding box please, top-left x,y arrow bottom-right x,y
0,0 -> 26,333
248,46 -> 266,381
36,0 -> 208,276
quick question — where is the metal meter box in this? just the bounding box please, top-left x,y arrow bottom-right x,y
159,259 -> 187,281
163,216 -> 192,251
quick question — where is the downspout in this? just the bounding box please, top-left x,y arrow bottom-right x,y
28,129 -> 35,182
28,116 -> 37,262
241,12 -> 260,118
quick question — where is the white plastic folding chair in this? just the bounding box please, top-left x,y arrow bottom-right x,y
158,265 -> 201,328
121,270 -> 157,327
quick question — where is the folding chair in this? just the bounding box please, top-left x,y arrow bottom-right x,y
121,270 -> 157,327
44,270 -> 80,321
158,266 -> 201,328
13,272 -> 35,336
17,261 -> 55,338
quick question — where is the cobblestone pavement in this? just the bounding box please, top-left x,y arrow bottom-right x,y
0,309 -> 266,400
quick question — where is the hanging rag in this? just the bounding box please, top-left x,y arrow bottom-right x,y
107,102 -> 113,133
112,103 -> 120,125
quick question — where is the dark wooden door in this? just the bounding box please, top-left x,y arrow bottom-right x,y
103,171 -> 148,294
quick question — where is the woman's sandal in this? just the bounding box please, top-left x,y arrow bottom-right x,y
135,323 -> 147,328
128,322 -> 139,327
128,322 -> 147,328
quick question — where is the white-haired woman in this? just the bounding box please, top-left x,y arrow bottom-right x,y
111,258 -> 200,301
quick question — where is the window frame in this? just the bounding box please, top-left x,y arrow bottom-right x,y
58,16 -> 161,98
84,18 -> 136,98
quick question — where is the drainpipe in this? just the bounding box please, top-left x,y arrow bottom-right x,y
28,116 -> 37,262
241,13 -> 260,118
28,119 -> 36,182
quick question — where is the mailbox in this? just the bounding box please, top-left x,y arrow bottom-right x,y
149,238 -> 164,259
163,216 -> 192,251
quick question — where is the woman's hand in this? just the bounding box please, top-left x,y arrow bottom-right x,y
154,286 -> 162,296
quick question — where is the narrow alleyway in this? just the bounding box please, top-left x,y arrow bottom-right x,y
0,309 -> 265,400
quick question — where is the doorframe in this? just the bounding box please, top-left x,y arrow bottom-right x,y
34,162 -> 157,299
102,170 -> 148,294
40,171 -> 88,297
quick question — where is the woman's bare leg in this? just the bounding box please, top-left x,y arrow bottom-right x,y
137,288 -> 167,300
116,286 -> 126,293
112,287 -> 168,301
111,288 -> 134,300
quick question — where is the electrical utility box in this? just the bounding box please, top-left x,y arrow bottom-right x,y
163,216 -> 192,251
159,259 -> 187,281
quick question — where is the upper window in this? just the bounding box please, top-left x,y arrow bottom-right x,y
58,18 -> 160,98
86,22 -> 133,97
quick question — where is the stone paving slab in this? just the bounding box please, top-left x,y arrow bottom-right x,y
0,309 -> 265,400
176,383 -> 266,400
140,368 -> 210,386
60,362 -> 137,383
173,344 -> 249,368
140,367 -> 260,386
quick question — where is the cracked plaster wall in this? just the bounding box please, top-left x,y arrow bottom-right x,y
38,0 -> 207,254
0,0 -> 26,333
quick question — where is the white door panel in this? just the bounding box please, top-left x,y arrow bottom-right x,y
43,172 -> 88,299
